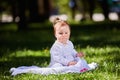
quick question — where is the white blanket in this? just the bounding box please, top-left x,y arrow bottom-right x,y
10,60 -> 98,76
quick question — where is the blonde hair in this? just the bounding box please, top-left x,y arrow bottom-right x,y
52,17 -> 70,34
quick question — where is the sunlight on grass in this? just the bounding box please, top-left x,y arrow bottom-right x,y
9,49 -> 50,57
0,46 -> 120,80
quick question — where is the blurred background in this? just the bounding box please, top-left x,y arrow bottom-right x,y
0,0 -> 120,51
0,0 -> 120,28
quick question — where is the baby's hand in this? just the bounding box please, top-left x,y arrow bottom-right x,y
68,61 -> 77,66
76,52 -> 84,57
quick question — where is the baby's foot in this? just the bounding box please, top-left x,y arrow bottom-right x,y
88,62 -> 98,70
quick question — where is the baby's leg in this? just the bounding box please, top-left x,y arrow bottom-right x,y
50,63 -> 63,68
75,59 -> 90,69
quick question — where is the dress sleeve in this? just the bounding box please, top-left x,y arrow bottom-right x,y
50,46 -> 70,66
70,41 -> 80,61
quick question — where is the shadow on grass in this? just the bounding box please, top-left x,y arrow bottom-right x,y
0,56 -> 50,76
73,40 -> 120,48
1,56 -> 50,66
0,21 -> 120,64
0,27 -> 120,57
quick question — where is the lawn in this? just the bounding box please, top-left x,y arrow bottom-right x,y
0,22 -> 120,80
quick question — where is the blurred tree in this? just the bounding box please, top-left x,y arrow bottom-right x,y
18,0 -> 52,29
11,0 -> 18,22
69,0 -> 77,19
28,0 -> 52,22
78,0 -> 95,21
17,0 -> 27,30
33,0 -> 52,22
0,0 -> 52,30
28,0 -> 40,22
98,0 -> 110,20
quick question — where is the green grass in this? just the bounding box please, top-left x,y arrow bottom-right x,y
0,46 -> 119,80
0,22 -> 120,80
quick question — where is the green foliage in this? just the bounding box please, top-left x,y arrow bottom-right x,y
57,0 -> 70,13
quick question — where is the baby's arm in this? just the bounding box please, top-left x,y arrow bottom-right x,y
68,61 -> 77,66
76,52 -> 84,58
67,52 -> 85,66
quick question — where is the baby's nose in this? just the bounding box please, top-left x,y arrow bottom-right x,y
63,33 -> 67,36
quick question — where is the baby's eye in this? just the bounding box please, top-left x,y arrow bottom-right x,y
59,32 -> 63,35
65,32 -> 68,34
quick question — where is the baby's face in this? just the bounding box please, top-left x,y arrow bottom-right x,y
55,25 -> 70,44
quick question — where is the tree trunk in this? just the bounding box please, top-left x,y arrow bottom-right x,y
17,0 -> 27,30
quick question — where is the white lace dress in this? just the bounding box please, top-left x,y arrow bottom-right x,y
10,40 -> 98,76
